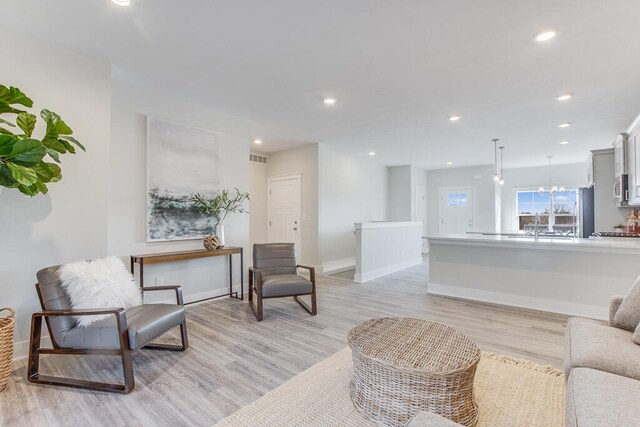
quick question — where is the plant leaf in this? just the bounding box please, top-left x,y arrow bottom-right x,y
46,148 -> 61,163
16,112 -> 36,137
60,135 -> 85,151
42,138 -> 66,153
46,162 -> 62,182
0,118 -> 15,127
56,117 -> 72,135
0,164 -> 18,188
0,134 -> 16,156
31,162 -> 53,182
59,139 -> 75,154
18,183 -> 40,196
0,85 -> 33,107
7,163 -> 38,186
9,138 -> 46,166
0,100 -> 24,115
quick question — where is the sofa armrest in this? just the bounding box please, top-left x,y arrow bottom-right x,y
609,295 -> 625,326
141,285 -> 184,305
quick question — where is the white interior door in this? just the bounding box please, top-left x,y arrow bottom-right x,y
268,175 -> 302,251
439,188 -> 474,234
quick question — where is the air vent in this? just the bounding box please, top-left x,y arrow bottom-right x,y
249,153 -> 268,164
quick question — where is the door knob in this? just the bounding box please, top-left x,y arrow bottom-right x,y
293,227 -> 298,231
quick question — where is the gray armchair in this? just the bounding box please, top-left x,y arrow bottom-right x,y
248,243 -> 317,321
28,264 -> 188,394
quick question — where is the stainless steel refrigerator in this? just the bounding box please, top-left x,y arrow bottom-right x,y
578,186 -> 595,238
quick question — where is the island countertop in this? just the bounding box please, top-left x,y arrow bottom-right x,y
427,233 -> 640,254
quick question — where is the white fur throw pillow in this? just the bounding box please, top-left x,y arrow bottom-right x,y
59,257 -> 142,327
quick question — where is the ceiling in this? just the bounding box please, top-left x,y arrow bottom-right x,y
4,0 -> 640,169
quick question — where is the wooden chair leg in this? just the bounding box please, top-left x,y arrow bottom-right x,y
311,289 -> 318,315
293,294 -> 317,316
27,314 -> 135,394
257,293 -> 263,321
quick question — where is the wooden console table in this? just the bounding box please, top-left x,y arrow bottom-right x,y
130,247 -> 243,305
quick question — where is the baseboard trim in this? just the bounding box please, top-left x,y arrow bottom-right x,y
354,257 -> 422,283
321,258 -> 355,275
428,282 -> 606,320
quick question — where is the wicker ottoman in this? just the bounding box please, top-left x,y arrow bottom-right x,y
348,318 -> 480,427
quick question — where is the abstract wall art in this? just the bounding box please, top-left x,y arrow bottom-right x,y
146,117 -> 220,241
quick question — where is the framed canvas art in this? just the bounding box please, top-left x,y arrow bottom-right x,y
146,117 -> 220,242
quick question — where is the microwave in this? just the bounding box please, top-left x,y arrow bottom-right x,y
614,174 -> 629,206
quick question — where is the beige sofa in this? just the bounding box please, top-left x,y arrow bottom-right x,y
564,295 -> 640,426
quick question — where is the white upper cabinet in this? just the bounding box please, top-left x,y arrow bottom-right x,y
629,130 -> 640,206
626,113 -> 640,206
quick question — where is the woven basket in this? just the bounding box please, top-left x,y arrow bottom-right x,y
348,318 -> 481,427
0,307 -> 15,393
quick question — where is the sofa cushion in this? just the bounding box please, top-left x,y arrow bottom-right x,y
60,304 -> 185,350
564,317 -> 640,380
613,275 -> 640,331
635,322 -> 640,346
261,274 -> 312,297
566,368 -> 640,427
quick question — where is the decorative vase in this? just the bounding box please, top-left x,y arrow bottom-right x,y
203,235 -> 219,251
216,223 -> 225,248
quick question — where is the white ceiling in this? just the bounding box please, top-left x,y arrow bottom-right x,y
5,0 -> 640,169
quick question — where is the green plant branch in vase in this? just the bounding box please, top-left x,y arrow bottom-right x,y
190,188 -> 249,249
0,84 -> 85,196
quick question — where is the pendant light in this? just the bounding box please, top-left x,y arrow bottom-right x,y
498,146 -> 505,186
492,139 -> 500,182
492,139 -> 505,185
539,156 -> 565,194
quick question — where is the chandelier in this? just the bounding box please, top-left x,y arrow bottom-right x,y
538,156 -> 564,194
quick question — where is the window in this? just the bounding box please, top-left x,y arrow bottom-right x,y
516,189 -> 577,235
447,193 -> 468,207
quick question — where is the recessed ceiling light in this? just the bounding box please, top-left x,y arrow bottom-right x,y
449,115 -> 461,122
368,151 -> 376,156
323,97 -> 337,105
534,31 -> 556,42
558,122 -> 571,128
446,161 -> 453,165
556,93 -> 572,101
112,0 -> 131,6
559,140 -> 569,145
253,139 -> 262,144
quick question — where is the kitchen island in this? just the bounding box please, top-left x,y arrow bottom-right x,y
428,234 -> 640,319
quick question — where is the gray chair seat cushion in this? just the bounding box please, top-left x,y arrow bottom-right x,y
564,317 -> 640,380
567,368 -> 640,427
60,304 -> 185,350
260,274 -> 312,297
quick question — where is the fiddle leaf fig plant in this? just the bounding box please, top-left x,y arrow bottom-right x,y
0,83 -> 85,196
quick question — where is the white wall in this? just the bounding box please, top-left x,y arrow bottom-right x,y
427,165 -> 496,235
249,153 -> 268,256
0,36 -> 111,353
266,144 -> 320,266
500,162 -> 588,232
318,145 -> 389,271
108,80 -> 252,304
388,166 -> 412,221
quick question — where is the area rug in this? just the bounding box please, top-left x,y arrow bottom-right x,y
216,348 -> 565,427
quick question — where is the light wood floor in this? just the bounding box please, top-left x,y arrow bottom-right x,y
0,261 -> 569,426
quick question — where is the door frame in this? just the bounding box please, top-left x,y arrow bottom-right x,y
438,186 -> 476,234
267,174 -> 302,253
